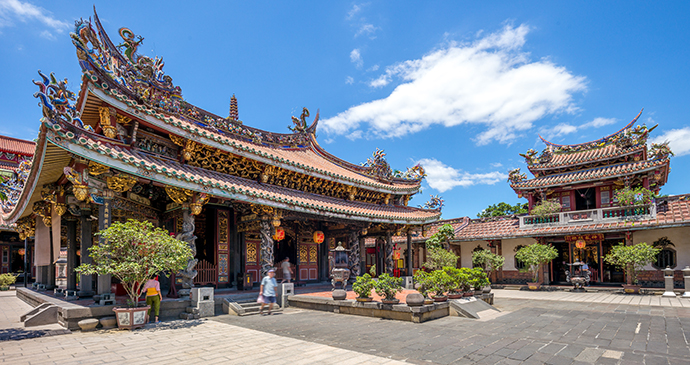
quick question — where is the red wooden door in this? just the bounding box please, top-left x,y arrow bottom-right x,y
298,243 -> 318,281
245,239 -> 261,284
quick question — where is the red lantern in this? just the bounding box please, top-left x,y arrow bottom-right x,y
273,227 -> 285,241
575,239 -> 586,249
313,231 -> 325,244
18,248 -> 25,256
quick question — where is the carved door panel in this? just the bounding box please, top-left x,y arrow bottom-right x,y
245,239 -> 261,284
299,243 -> 318,281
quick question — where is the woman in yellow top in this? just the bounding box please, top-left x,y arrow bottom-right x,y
142,276 -> 162,323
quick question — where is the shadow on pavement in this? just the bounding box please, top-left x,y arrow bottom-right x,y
0,327 -> 71,342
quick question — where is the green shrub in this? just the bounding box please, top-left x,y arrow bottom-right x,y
604,242 -> 660,284
0,273 -> 17,287
374,273 -> 403,300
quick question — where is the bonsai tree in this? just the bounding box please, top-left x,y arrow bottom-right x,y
76,219 -> 193,307
515,243 -> 558,283
468,268 -> 490,290
530,199 -> 562,218
604,242 -> 660,285
353,265 -> 376,299
430,269 -> 454,297
424,224 -> 459,270
413,270 -> 432,298
374,273 -> 403,301
472,249 -> 505,277
458,268 -> 473,292
0,273 -> 17,290
614,187 -> 655,207
443,266 -> 467,294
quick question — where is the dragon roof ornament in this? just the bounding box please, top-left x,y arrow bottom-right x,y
70,8 -> 318,148
420,195 -> 444,211
0,160 -> 32,214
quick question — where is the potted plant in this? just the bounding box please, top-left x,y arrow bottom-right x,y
604,242 -> 660,294
515,243 -> 558,290
353,266 -> 377,302
468,268 -> 490,295
413,270 -> 434,305
375,273 -> 403,304
530,199 -> 562,222
430,269 -> 453,301
443,267 -> 465,299
76,219 -> 193,329
472,249 -> 505,292
0,273 -> 17,290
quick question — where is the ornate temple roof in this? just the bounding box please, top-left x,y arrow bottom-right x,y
0,135 -> 36,156
511,158 -> 669,190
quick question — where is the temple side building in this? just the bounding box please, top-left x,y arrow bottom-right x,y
0,136 -> 35,276
2,9 -> 439,295
398,115 -> 686,288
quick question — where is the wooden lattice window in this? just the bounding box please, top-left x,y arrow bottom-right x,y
299,245 -> 308,263
309,246 -> 317,263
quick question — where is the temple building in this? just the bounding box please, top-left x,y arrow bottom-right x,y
1,10 -> 440,295
0,136 -> 35,277
402,113 -> 687,287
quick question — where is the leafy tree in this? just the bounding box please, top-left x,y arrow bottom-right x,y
425,224 -> 455,249
477,202 -> 528,218
604,242 -> 660,285
423,247 -> 458,271
76,219 -> 193,307
472,249 -> 505,276
515,243 -> 558,282
530,199 -> 562,217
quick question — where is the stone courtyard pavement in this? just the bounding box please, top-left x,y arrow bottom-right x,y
1,289 -> 690,364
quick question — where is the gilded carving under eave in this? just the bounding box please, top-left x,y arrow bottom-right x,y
107,174 -> 138,193
88,161 -> 110,176
165,186 -> 193,204
98,106 -> 117,139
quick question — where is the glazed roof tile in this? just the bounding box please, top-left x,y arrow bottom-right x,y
0,135 -> 35,156
530,145 -> 643,171
47,119 -> 439,224
90,85 -> 420,194
511,159 -> 668,190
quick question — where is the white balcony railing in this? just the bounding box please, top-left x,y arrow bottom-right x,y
519,204 -> 656,229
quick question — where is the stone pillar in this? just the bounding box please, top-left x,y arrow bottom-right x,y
47,222 -> 56,290
406,229 -> 413,276
177,206 -> 198,297
662,267 -> 677,297
258,218 -> 274,278
359,235 -> 366,278
682,266 -> 690,298
66,220 -> 77,291
78,206 -> 94,296
348,229 -> 360,278
385,231 -> 393,275
97,191 -> 113,294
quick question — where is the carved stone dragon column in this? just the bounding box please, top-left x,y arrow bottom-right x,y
259,219 -> 275,278
385,231 -> 394,275
348,229 -> 361,278
176,205 -> 198,296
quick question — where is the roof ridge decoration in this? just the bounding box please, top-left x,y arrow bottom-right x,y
0,160 -> 32,214
521,109 -> 656,166
420,195 -> 444,211
359,148 -> 426,182
70,8 -> 319,148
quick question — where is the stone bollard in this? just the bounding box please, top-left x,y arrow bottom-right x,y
682,266 -> 690,298
662,267 -> 677,297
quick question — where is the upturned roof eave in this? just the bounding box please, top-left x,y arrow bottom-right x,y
86,84 -> 421,196
44,118 -> 440,225
526,145 -> 646,173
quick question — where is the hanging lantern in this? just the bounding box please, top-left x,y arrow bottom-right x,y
273,227 -> 285,241
575,239 -> 586,249
76,249 -> 81,257
313,230 -> 325,244
18,248 -> 25,256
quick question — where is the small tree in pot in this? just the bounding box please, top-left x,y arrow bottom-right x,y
353,266 -> 376,302
515,242 -> 558,290
604,242 -> 660,293
472,249 -> 505,291
76,219 -> 193,329
374,273 -> 403,304
0,273 -> 17,290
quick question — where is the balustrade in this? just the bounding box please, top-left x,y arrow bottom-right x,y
519,204 -> 655,229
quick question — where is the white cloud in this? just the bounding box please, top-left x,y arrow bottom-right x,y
367,64 -> 379,72
320,24 -> 587,145
491,162 -> 503,168
651,127 -> 690,157
356,24 -> 377,38
350,48 -> 363,69
345,76 -> 354,85
540,117 -> 617,139
346,4 -> 361,20
417,158 -> 506,192
0,0 -> 69,37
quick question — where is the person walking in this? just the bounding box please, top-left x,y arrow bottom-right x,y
280,257 -> 293,283
259,269 -> 277,315
142,276 -> 162,323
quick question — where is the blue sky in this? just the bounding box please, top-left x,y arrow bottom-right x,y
1,1 -> 689,219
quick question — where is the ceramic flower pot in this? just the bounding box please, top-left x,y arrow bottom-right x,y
527,282 -> 541,291
356,296 -> 373,302
381,298 -> 400,305
432,295 -> 448,302
423,298 -> 434,305
112,306 -> 150,330
623,284 -> 642,294
447,293 -> 463,299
